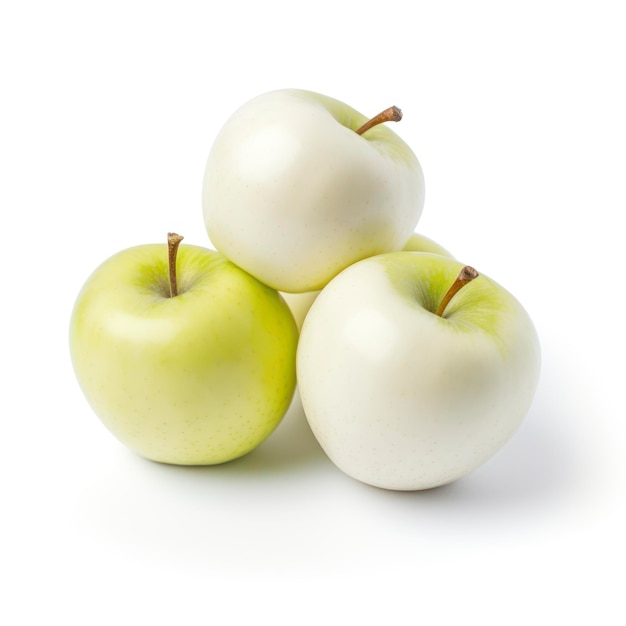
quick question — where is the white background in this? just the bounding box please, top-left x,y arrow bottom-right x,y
2,1 -> 624,623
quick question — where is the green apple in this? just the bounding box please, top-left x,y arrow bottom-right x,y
69,234 -> 298,465
282,232 -> 453,332
202,88 -> 425,293
404,232 -> 453,258
297,252 -> 541,490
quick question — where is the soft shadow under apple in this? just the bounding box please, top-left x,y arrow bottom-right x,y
364,370 -> 591,527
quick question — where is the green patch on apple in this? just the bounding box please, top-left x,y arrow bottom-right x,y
282,231 -> 455,332
378,252 -> 510,344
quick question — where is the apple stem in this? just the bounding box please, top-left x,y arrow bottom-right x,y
436,266 -> 479,317
355,106 -> 403,136
167,232 -> 184,297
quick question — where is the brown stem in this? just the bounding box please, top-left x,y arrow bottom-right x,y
167,232 -> 184,297
355,106 -> 402,136
435,266 -> 479,317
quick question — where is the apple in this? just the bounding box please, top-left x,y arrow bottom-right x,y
403,232 -> 453,258
280,290 -> 320,333
202,88 -> 425,293
296,251 -> 541,491
282,232 -> 453,332
69,234 -> 298,465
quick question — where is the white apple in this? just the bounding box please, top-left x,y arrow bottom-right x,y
297,252 -> 541,491
281,232 -> 454,332
69,234 -> 298,465
202,88 -> 425,293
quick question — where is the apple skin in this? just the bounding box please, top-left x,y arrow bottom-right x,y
403,232 -> 453,258
296,252 -> 541,491
282,232 -> 453,332
203,88 -> 425,293
69,243 -> 298,465
280,290 -> 320,333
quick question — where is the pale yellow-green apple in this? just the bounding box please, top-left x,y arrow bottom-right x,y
202,89 -> 425,293
297,252 -> 541,491
282,232 -> 453,331
404,232 -> 453,258
69,234 -> 298,465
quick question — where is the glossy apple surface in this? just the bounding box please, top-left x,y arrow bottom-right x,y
69,242 -> 298,465
282,232 -> 453,331
203,89 -> 425,293
297,252 -> 541,490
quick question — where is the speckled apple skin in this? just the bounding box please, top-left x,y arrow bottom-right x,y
70,244 -> 298,465
203,89 -> 425,293
297,252 -> 541,491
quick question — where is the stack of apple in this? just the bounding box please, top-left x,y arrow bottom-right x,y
70,89 -> 541,491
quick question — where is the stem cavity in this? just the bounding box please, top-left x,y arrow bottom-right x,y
355,105 -> 403,136
167,232 -> 184,297
436,266 -> 479,317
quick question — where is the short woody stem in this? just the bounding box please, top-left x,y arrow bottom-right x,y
355,106 -> 403,136
436,266 -> 479,317
167,232 -> 184,297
